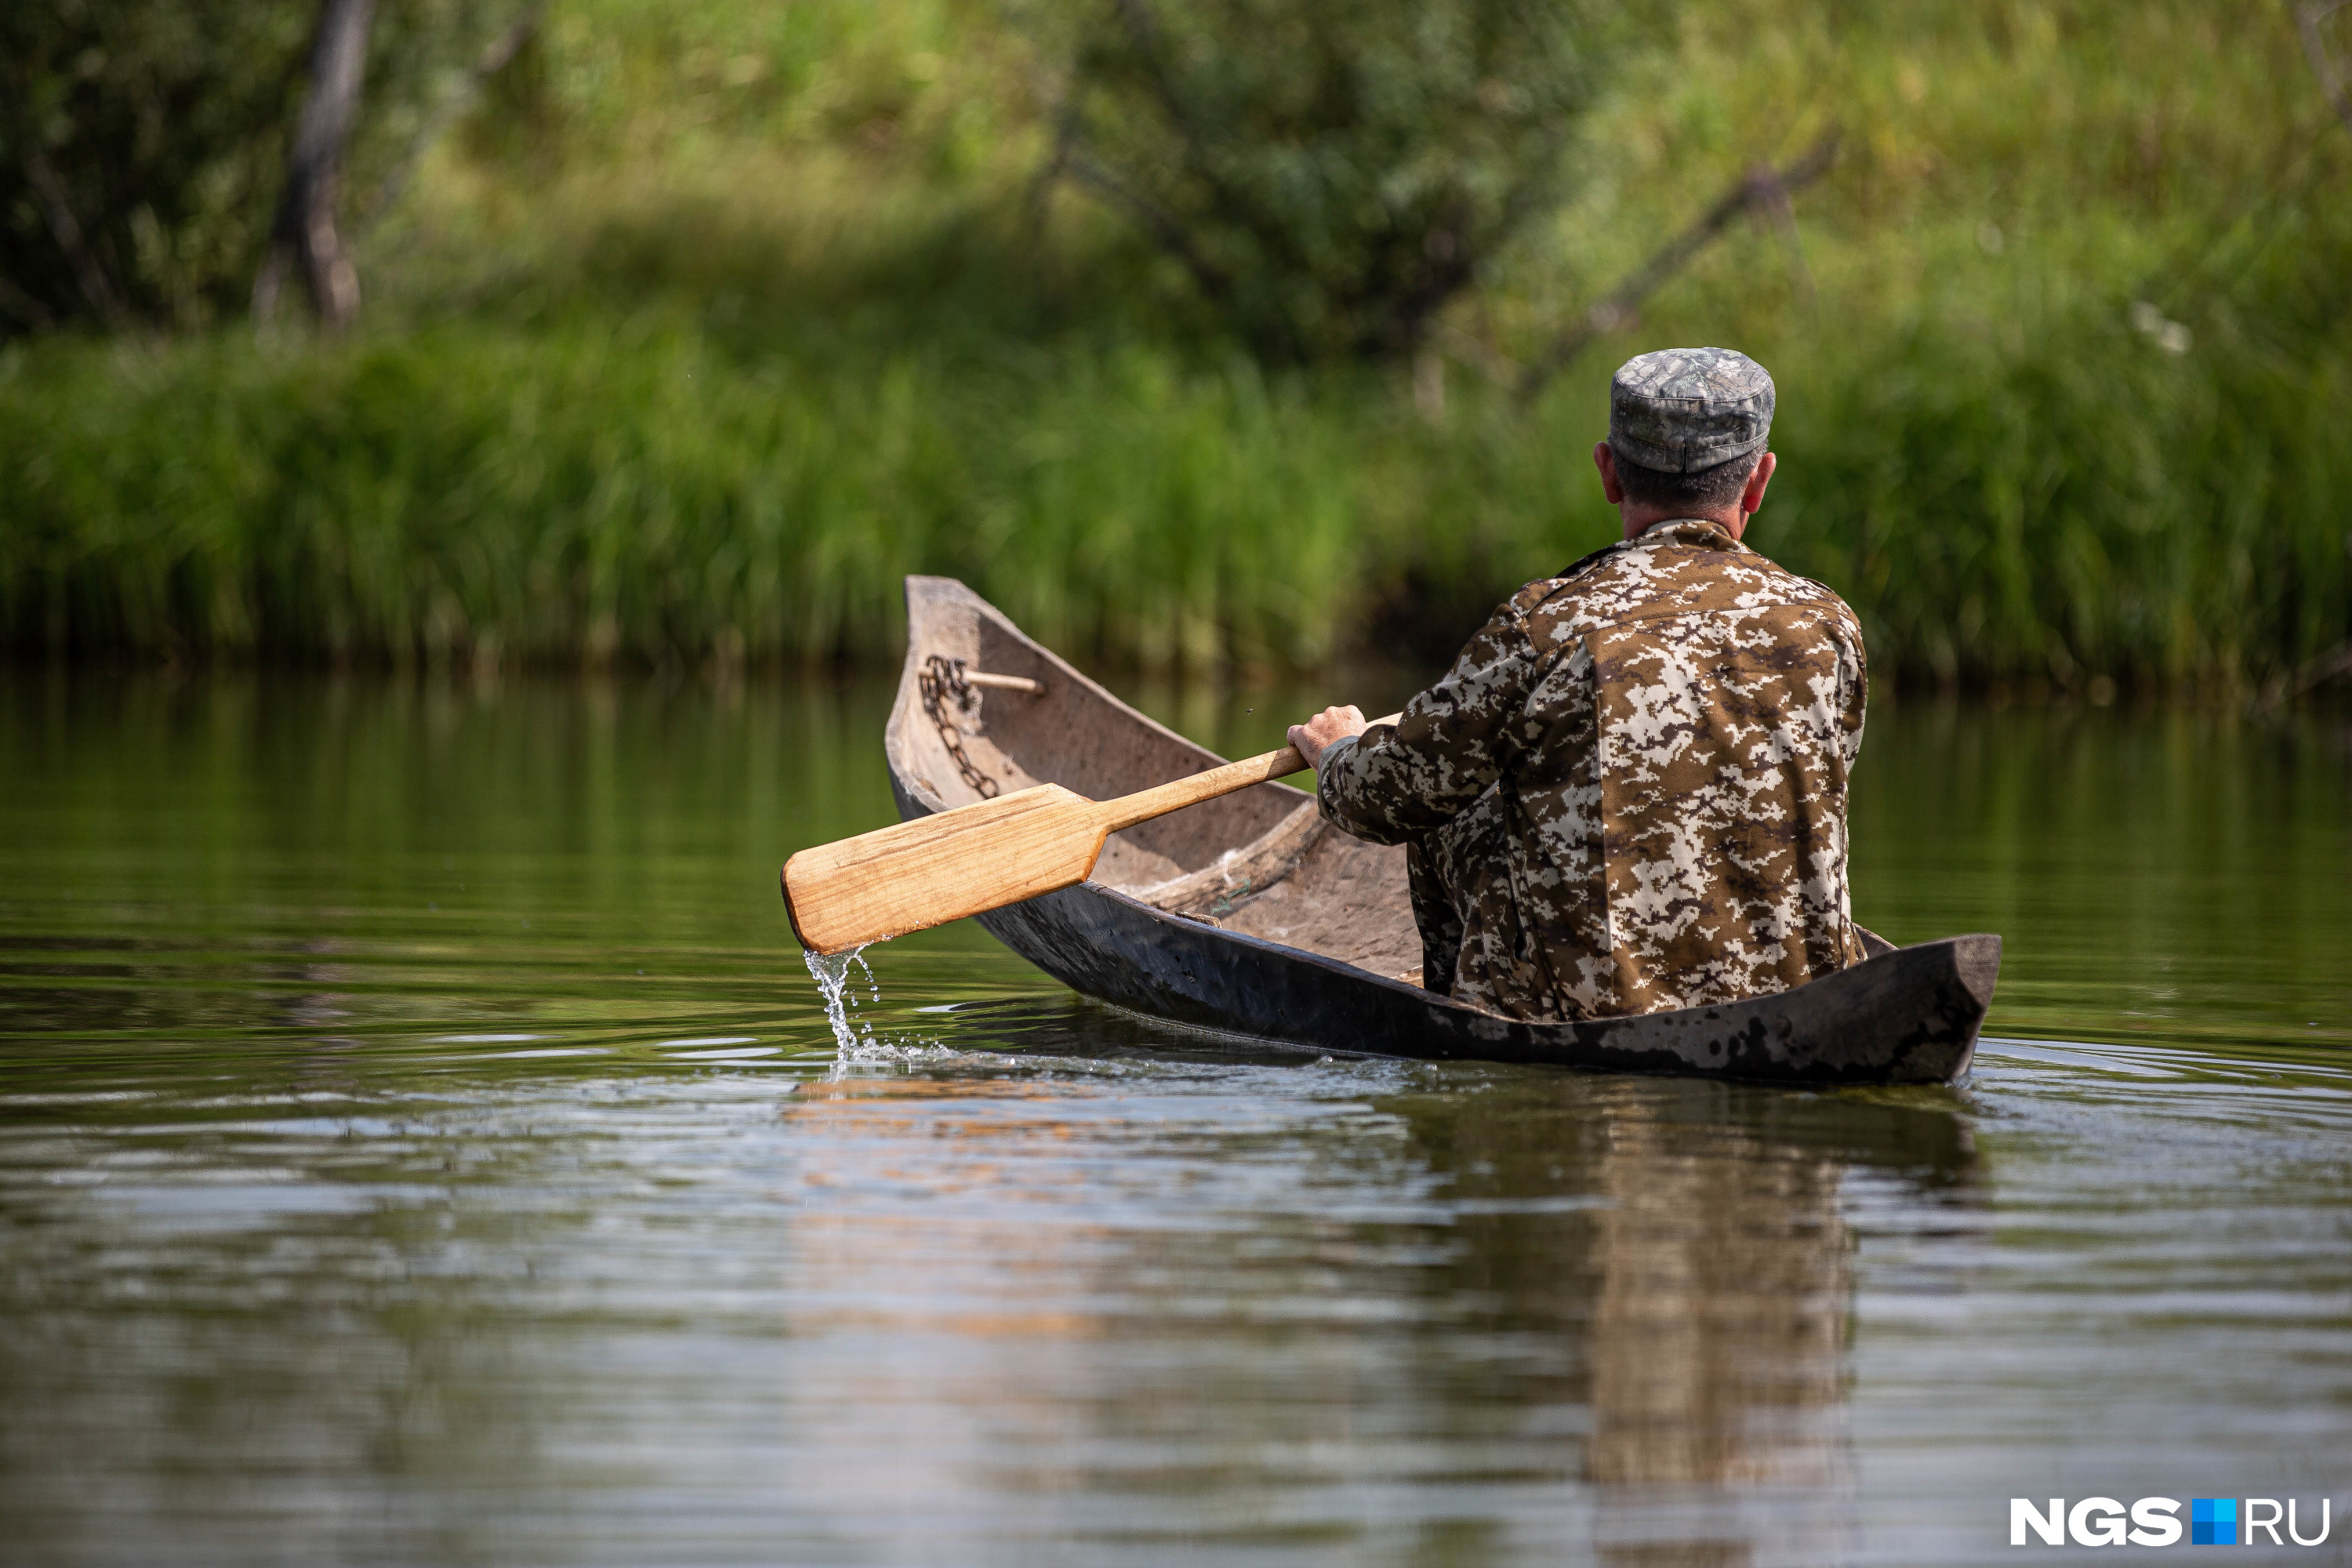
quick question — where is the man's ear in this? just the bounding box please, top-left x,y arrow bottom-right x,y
1593,442 -> 1626,505
1741,451 -> 1777,516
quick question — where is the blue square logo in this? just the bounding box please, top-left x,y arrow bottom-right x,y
2192,1498 -> 2238,1546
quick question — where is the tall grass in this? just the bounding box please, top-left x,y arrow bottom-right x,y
1758,227 -> 2352,687
0,323 -> 1374,671
8,241 -> 2346,687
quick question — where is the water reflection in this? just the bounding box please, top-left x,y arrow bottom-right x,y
793,1001 -> 1984,1563
1588,1107 -> 1851,1492
1585,1085 -> 1972,1491
1374,1071 -> 1976,1565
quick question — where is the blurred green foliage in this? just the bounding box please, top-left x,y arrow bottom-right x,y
0,0 -> 2347,690
8,241 -> 2346,688
0,0 -> 522,332
0,1 -> 310,330
1050,0 -> 1639,360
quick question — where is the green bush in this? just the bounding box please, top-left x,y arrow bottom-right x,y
0,0 -> 518,334
1048,0 -> 1640,361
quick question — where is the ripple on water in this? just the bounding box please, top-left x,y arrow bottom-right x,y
2,674 -> 2348,1566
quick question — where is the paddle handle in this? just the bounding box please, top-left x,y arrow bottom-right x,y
1097,713 -> 1401,833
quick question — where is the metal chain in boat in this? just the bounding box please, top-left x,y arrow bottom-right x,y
918,655 -> 1000,799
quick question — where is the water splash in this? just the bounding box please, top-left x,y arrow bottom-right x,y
800,946 -> 968,1079
803,945 -> 880,1054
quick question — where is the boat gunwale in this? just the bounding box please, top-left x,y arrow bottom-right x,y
887,575 -> 1311,832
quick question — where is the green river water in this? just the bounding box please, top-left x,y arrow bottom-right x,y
2,672 -> 2348,1566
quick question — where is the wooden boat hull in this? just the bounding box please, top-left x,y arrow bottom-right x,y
881,576 -> 1998,1086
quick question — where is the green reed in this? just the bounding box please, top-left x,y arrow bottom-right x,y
5,263 -> 2343,689
0,323 -> 1367,672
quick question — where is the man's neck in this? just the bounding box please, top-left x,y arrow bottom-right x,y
1621,507 -> 1746,543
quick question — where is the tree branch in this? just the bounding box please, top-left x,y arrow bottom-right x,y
1108,0 -> 1214,169
1382,142 -> 1575,355
2301,0 -> 2352,140
1099,0 -> 1298,293
1518,132 -> 1839,403
1023,93 -> 1081,245
23,150 -> 128,328
1060,147 -> 1232,302
356,3 -> 543,240
254,0 -> 376,328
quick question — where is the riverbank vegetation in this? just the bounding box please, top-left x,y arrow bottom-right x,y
5,0 -> 2350,690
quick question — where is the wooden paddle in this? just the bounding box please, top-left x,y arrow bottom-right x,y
782,714 -> 1398,954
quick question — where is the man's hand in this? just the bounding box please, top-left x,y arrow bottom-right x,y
1288,705 -> 1367,771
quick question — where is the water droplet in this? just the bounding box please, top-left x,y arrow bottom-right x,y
803,946 -> 878,1054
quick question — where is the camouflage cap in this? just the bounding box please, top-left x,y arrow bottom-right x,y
1608,347 -> 1775,474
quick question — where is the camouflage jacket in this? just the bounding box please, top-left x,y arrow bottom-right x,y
1316,519 -> 1868,1021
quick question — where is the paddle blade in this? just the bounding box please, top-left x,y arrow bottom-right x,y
782,784 -> 1109,954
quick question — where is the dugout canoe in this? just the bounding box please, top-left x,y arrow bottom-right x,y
879,575 -> 1999,1086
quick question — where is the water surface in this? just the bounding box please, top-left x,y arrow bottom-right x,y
2,673 -> 2348,1566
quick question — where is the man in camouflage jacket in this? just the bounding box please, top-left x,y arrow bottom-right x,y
1290,348 -> 1868,1022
